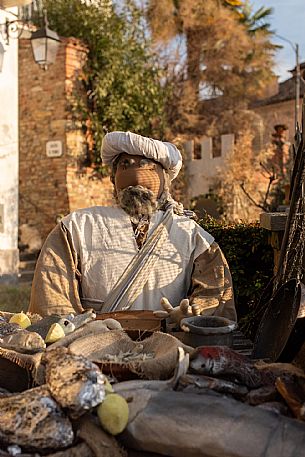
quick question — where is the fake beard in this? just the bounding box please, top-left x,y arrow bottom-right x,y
116,185 -> 158,222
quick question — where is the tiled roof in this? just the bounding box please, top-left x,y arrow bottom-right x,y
252,73 -> 305,108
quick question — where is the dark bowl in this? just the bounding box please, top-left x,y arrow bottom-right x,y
180,316 -> 237,335
177,316 -> 237,348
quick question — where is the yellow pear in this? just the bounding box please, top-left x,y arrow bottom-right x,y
45,323 -> 65,343
97,393 -> 129,435
9,311 -> 31,329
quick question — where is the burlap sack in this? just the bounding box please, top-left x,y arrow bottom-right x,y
0,311 -> 42,324
0,347 -> 42,392
68,331 -> 192,380
76,414 -> 126,457
118,387 -> 305,457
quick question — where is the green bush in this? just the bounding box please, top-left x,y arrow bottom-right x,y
35,0 -> 169,169
199,217 -> 274,324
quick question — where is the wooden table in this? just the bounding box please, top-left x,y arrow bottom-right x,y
232,330 -> 253,356
260,211 -> 287,274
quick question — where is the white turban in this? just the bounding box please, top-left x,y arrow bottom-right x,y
101,131 -> 182,181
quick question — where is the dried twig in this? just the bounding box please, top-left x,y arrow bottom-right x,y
240,182 -> 269,211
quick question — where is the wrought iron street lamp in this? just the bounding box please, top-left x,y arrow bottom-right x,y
0,6 -> 60,71
30,14 -> 60,70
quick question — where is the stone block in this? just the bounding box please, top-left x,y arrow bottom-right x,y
0,249 -> 19,283
221,134 -> 235,157
260,212 -> 288,231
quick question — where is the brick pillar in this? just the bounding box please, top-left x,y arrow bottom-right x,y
19,37 -> 70,241
19,37 -> 114,244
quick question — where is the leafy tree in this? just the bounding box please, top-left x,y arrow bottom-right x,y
146,0 -> 245,93
146,0 -> 276,135
238,3 -> 273,34
31,0 -> 169,167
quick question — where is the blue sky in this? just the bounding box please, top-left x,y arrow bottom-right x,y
251,0 -> 305,81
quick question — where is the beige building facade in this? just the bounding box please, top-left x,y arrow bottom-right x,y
0,6 -> 19,282
252,72 -> 304,147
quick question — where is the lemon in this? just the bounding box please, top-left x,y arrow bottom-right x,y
45,323 -> 65,343
9,311 -> 31,329
97,393 -> 129,435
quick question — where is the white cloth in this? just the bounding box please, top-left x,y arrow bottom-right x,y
102,207 -> 175,312
101,131 -> 182,181
61,206 -> 214,312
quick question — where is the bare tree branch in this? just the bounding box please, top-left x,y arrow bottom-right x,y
240,182 -> 269,211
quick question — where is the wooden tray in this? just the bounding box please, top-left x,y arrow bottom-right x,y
96,310 -> 166,341
96,310 -> 165,331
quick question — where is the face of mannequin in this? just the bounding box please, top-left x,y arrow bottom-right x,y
114,153 -> 164,199
113,153 -> 165,222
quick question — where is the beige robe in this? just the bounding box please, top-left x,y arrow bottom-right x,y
29,207 -> 236,321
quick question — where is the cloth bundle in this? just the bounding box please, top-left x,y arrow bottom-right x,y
67,330 -> 192,381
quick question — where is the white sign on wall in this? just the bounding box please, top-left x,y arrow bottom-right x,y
46,140 -> 63,158
0,204 -> 4,233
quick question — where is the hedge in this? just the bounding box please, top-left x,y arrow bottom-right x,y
199,217 -> 274,331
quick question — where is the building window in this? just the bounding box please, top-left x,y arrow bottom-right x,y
212,136 -> 221,158
193,142 -> 202,159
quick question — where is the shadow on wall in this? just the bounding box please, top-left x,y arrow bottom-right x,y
19,224 -> 42,253
191,195 -> 222,220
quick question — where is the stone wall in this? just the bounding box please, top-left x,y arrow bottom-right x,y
19,37 -> 114,244
183,134 -> 274,222
66,166 -> 114,211
183,134 -> 235,200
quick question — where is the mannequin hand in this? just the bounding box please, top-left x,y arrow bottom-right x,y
153,297 -> 201,324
